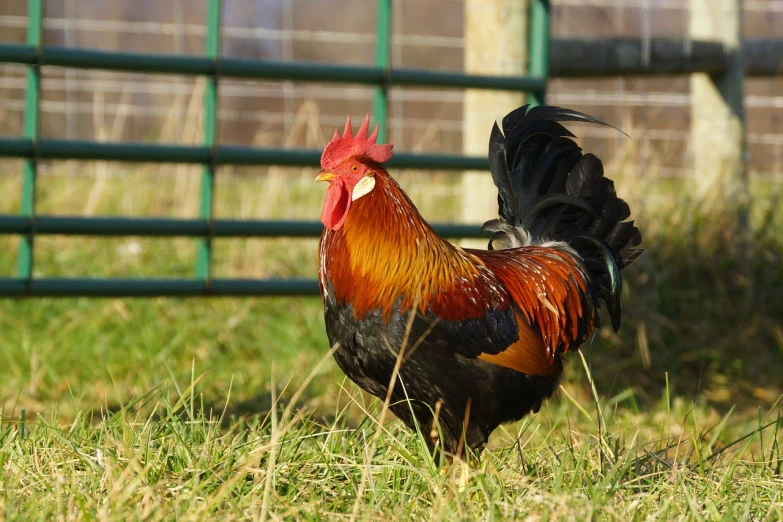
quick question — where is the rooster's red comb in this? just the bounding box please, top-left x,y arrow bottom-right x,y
321,114 -> 393,170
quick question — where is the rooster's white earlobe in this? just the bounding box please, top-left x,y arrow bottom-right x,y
352,175 -> 376,201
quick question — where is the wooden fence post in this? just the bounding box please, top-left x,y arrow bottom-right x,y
462,0 -> 528,245
690,0 -> 748,227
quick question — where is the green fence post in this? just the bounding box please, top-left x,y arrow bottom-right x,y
527,0 -> 550,107
373,0 -> 391,143
17,0 -> 43,281
197,0 -> 221,281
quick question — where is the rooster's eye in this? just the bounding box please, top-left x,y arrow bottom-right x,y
350,165 -> 359,173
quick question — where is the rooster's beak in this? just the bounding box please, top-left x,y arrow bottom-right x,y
315,171 -> 335,182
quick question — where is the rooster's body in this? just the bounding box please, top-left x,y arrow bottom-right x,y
317,106 -> 642,455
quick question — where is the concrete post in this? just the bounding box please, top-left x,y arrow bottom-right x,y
462,0 -> 528,246
690,0 -> 748,228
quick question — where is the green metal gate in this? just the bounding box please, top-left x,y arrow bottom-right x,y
0,0 -> 550,297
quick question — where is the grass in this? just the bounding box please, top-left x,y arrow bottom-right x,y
0,170 -> 781,519
1,351 -> 782,519
1,100 -> 783,518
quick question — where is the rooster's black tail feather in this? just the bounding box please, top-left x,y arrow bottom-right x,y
483,105 -> 642,330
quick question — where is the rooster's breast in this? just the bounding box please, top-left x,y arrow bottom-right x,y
319,278 -> 560,453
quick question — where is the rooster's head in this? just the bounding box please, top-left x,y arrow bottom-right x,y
317,115 -> 393,231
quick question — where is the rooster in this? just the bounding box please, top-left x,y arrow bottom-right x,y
316,105 -> 642,457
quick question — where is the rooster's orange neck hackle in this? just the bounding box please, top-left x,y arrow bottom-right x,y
317,115 -> 496,322
323,165 -> 496,323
